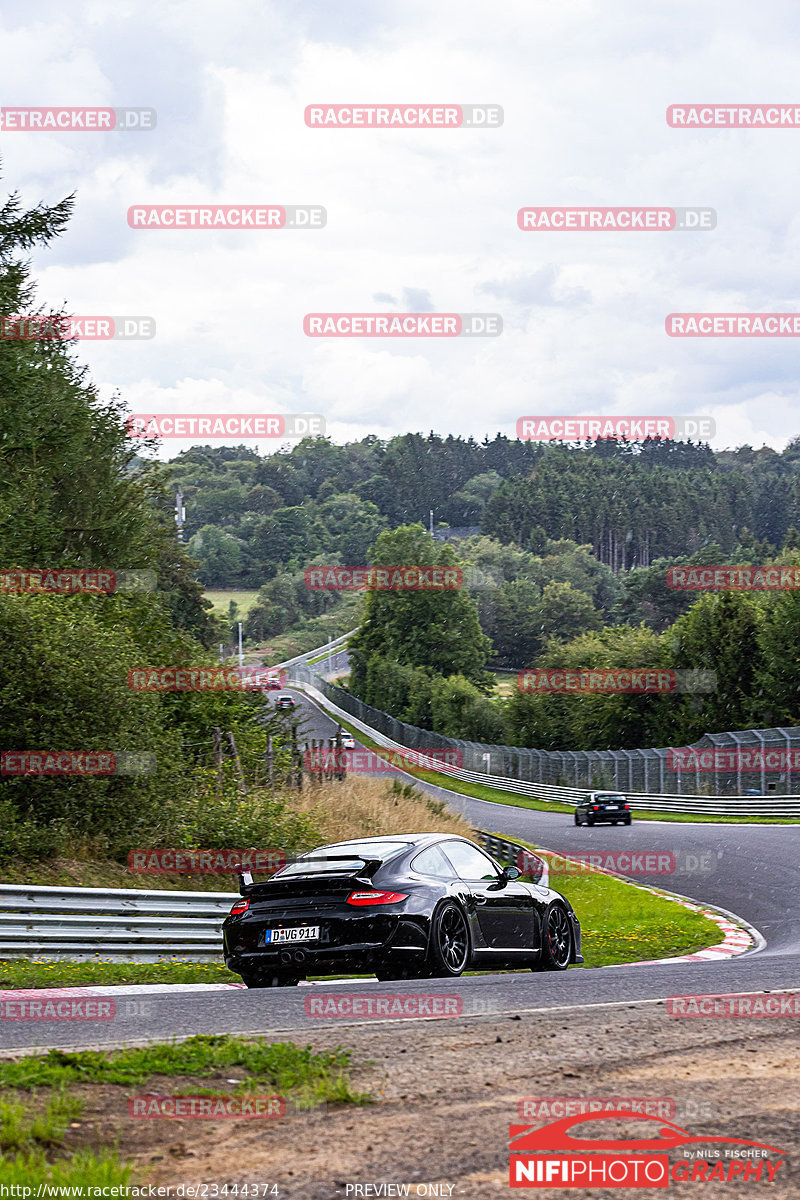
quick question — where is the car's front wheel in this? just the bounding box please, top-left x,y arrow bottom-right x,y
539,902 -> 572,971
428,901 -> 470,977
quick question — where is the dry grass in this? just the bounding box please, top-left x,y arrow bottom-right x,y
293,775 -> 475,845
0,780 -> 473,891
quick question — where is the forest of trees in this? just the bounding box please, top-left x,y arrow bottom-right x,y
6,168 -> 800,811
0,171 -> 309,862
171,433 -> 800,589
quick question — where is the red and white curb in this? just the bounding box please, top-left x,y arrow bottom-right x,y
532,844 -> 763,966
0,978 -> 388,1004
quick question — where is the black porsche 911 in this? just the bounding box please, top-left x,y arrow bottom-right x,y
222,833 -> 583,987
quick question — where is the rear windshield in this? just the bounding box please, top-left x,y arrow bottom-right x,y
276,840 -> 412,876
595,794 -> 626,802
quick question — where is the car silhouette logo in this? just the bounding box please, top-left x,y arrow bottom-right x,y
510,1110 -> 785,1155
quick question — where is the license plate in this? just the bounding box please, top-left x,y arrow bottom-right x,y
264,926 -> 320,944
606,806 -> 619,811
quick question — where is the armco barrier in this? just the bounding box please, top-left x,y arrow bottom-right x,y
271,630 -> 355,673
0,832 -> 516,961
287,666 -> 800,817
0,883 -> 236,962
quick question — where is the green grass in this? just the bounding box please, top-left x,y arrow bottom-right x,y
306,641 -> 350,665
0,1091 -> 126,1197
203,589 -> 260,617
0,1036 -> 369,1193
0,856 -> 250,892
0,1088 -> 83,1154
477,830 -> 724,966
0,1035 -> 370,1108
0,1148 -> 132,1192
0,958 -> 241,990
324,711 -> 800,823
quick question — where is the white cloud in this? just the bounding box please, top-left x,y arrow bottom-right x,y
2,0 -> 800,453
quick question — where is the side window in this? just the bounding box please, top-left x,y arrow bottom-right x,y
440,841 -> 501,882
411,845 -> 456,878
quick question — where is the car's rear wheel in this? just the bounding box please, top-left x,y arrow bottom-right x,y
587,816 -> 594,826
625,817 -> 632,825
539,902 -> 572,971
240,971 -> 301,988
428,901 -> 470,977
573,811 -> 580,825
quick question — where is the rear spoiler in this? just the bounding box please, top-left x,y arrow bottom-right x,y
238,855 -> 385,895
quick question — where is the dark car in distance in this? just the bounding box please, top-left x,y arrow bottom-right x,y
222,833 -> 583,987
574,792 -> 632,826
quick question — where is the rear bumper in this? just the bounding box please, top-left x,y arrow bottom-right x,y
223,910 -> 428,976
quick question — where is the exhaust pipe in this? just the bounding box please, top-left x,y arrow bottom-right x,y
293,950 -> 306,964
279,950 -> 293,965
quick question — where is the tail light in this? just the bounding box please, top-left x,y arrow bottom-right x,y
624,804 -> 630,810
346,890 -> 408,906
229,899 -> 250,915
592,805 -> 600,811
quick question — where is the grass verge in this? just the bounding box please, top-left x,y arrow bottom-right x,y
0,1035 -> 369,1190
0,958 -> 240,990
504,834 -> 724,966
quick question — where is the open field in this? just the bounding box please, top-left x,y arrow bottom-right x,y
203,589 -> 261,618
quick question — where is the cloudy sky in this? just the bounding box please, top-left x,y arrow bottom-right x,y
2,0 -> 799,456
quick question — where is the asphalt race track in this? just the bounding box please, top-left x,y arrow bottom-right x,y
4,684 -> 800,1054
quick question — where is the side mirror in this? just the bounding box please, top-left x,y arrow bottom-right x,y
502,864 -> 520,881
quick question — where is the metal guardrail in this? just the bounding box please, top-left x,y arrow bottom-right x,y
271,630 -> 355,673
1,837 -> 541,962
289,668 -> 800,817
0,883 -> 236,962
477,832 -> 549,887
